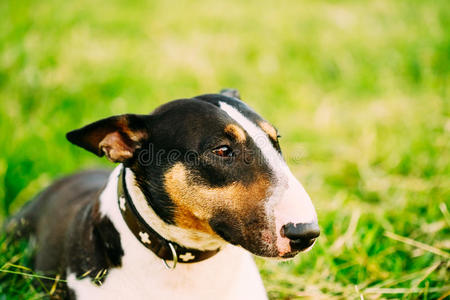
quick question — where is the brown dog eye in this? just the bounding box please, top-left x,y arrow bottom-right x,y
212,145 -> 233,157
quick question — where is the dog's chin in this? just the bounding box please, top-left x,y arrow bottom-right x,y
244,239 -> 317,261
270,247 -> 315,261
247,250 -> 299,261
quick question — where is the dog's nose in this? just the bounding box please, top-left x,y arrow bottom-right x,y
283,222 -> 320,240
282,222 -> 320,251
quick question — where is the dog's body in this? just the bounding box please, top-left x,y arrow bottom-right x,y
7,90 -> 319,299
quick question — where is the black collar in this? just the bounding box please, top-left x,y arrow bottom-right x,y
117,167 -> 220,267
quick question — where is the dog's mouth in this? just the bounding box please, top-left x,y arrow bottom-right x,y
280,238 -> 317,258
233,232 -> 318,259
290,236 -> 317,252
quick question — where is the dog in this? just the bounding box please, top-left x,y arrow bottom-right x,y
6,89 -> 319,299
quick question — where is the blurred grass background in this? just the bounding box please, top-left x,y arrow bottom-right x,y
1,0 -> 449,299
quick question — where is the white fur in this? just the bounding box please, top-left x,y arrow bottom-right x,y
68,165 -> 267,300
219,102 -> 317,255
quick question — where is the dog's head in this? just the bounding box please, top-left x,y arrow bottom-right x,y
67,90 -> 319,258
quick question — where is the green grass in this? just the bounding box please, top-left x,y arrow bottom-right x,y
1,0 -> 449,298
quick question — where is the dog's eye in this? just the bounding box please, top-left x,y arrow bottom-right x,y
212,145 -> 234,157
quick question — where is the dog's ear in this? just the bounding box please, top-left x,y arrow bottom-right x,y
220,88 -> 241,100
66,114 -> 149,163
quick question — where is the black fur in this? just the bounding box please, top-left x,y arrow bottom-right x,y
5,170 -> 123,298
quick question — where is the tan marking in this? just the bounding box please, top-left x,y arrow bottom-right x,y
224,124 -> 246,143
164,163 -> 270,234
259,121 -> 278,141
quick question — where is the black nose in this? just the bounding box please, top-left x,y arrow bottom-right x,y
283,222 -> 320,240
282,222 -> 320,251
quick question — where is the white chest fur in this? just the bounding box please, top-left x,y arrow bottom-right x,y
66,166 -> 268,300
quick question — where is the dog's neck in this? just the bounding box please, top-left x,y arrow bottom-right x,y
121,166 -> 226,251
117,167 -> 221,264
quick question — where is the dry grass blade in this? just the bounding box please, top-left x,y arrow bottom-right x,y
371,269 -> 425,288
330,210 -> 360,253
0,269 -> 67,283
4,262 -> 33,271
437,290 -> 450,300
49,274 -> 61,295
355,285 -> 365,300
409,261 -> 441,292
384,231 -> 450,259
364,287 -> 450,294
440,203 -> 450,227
